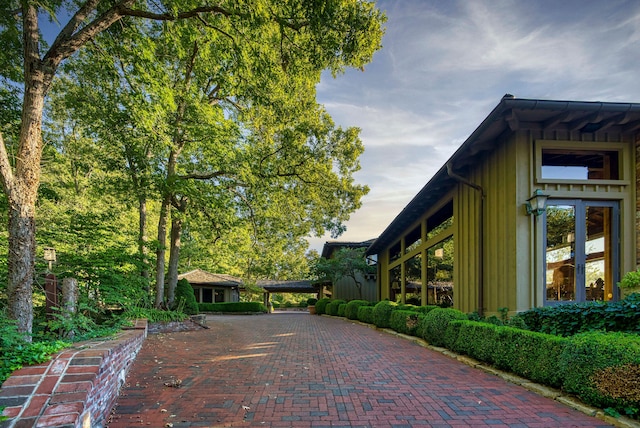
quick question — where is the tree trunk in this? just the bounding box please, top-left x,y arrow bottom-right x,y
1,5 -> 49,337
138,195 -> 149,287
167,215 -> 183,308
154,194 -> 171,308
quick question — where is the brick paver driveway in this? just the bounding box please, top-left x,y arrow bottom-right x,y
108,313 -> 612,427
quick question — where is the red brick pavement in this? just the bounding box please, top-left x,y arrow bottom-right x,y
108,313 -> 613,428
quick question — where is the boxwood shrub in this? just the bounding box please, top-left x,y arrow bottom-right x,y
417,308 -> 467,347
358,306 -> 375,324
372,300 -> 398,328
314,298 -> 332,315
447,320 -> 567,387
390,310 -> 424,336
326,299 -> 347,316
345,300 -> 370,320
559,331 -> 640,417
337,303 -> 348,317
198,302 -> 266,313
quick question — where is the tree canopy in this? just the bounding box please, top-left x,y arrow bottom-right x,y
0,0 -> 386,335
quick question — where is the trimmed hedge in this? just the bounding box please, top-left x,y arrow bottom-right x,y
447,320 -> 567,387
314,298 -> 332,315
372,300 -> 398,328
337,303 -> 348,317
198,302 -> 266,313
417,308 -> 467,347
559,331 -> 640,417
345,300 -> 371,320
326,299 -> 347,316
357,306 -> 375,324
390,310 -> 424,336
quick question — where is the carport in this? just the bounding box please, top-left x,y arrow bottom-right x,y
257,280 -> 319,310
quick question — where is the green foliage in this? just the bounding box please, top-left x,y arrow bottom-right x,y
448,320 -> 567,387
40,304 -> 120,342
326,299 -> 347,316
337,303 -> 348,317
559,332 -> 640,416
198,302 -> 266,313
121,307 -> 188,323
519,293 -> 640,336
344,300 -> 370,320
417,308 -> 467,347
357,305 -> 375,324
372,300 -> 398,328
0,315 -> 68,384
390,310 -> 424,336
174,279 -> 198,315
618,269 -> 640,289
315,298 -> 332,315
307,297 -> 318,306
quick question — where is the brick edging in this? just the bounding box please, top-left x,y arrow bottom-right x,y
0,319 -> 147,428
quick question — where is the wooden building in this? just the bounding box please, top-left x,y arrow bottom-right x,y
320,240 -> 378,301
365,96 -> 640,315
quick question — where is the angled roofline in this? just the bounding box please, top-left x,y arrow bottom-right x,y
365,96 -> 640,255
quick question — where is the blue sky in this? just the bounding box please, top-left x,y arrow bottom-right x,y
308,0 -> 640,253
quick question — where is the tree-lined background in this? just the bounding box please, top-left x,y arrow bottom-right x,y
0,0 -> 386,338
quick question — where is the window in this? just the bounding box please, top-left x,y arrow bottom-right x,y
544,200 -> 619,304
540,147 -> 621,181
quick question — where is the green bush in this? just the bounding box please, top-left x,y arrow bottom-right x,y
315,298 -> 332,315
494,326 -> 567,387
413,305 -> 439,314
559,331 -> 640,417
372,300 -> 398,328
518,293 -> 640,336
417,307 -> 467,347
357,306 -> 375,324
326,299 -> 347,316
307,298 -> 318,306
345,300 -> 370,320
174,279 -> 199,315
198,302 -> 266,313
390,310 -> 424,336
337,303 -> 348,317
447,320 -> 567,387
0,316 -> 68,384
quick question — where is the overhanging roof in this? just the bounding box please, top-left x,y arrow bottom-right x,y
321,239 -> 376,259
366,95 -> 640,256
178,269 -> 243,288
257,280 -> 318,293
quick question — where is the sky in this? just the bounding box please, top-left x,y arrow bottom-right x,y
308,0 -> 640,254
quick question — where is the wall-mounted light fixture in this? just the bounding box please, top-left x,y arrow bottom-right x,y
526,189 -> 549,216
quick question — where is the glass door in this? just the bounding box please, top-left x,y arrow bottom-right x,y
543,200 -> 619,304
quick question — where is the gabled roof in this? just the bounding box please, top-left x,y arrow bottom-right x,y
366,95 -> 640,256
178,269 -> 243,287
321,239 -> 376,259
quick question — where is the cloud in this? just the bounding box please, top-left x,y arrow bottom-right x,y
309,0 -> 640,254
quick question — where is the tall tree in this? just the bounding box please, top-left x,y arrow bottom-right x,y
1,0 -> 385,333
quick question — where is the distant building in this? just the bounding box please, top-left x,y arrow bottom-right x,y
320,239 -> 378,301
365,96 -> 640,315
178,269 -> 241,303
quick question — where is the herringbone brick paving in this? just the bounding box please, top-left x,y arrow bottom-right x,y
108,313 -> 612,427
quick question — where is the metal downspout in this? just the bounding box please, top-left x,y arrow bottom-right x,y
446,163 -> 486,316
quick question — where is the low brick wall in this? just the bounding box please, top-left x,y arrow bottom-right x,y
0,319 -> 147,428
